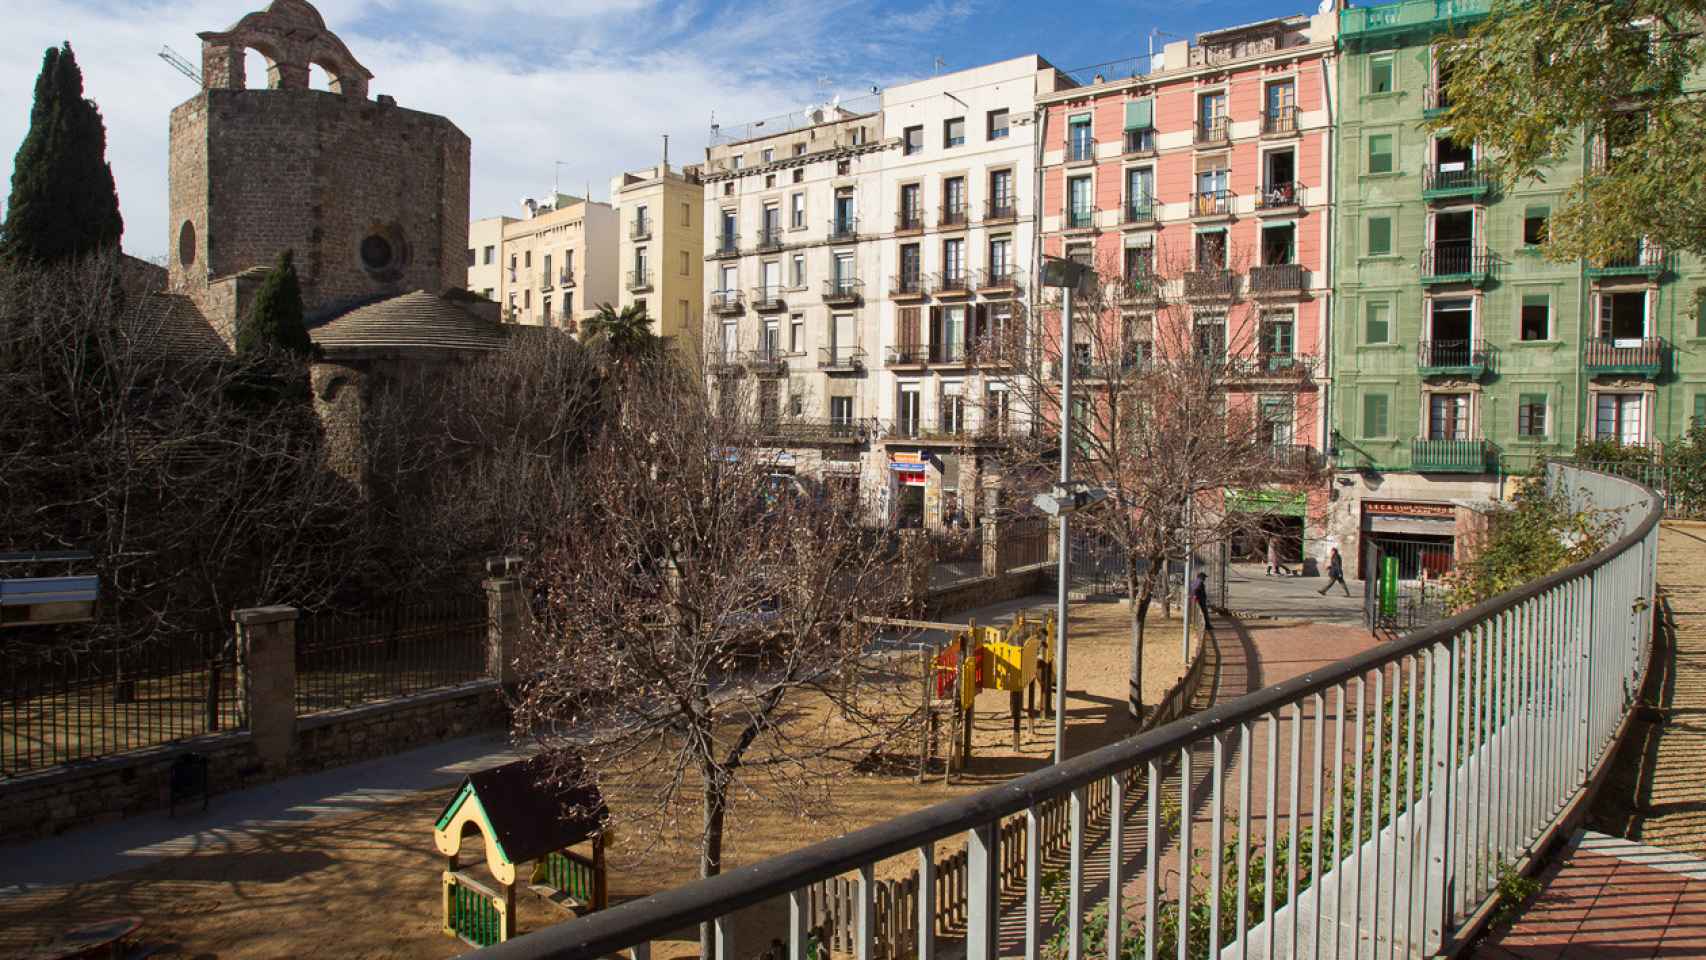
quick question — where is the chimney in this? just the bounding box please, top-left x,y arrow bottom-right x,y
663,133 -> 670,173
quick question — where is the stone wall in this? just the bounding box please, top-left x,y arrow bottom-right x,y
925,563 -> 1054,618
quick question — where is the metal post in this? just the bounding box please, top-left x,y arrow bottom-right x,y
1055,286 -> 1073,763
1181,494 -> 1193,663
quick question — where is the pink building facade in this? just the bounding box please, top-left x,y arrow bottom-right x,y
1035,12 -> 1339,557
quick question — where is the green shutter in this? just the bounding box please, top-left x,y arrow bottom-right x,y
1365,301 -> 1390,344
1367,216 -> 1392,256
1694,393 -> 1706,428
1363,393 -> 1389,438
1125,99 -> 1153,131
1368,134 -> 1394,174
1697,297 -> 1706,338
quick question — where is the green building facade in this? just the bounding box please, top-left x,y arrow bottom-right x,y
1329,0 -> 1706,573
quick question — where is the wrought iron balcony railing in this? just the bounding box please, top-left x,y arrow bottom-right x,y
708,289 -> 745,314
750,286 -> 786,311
1585,245 -> 1668,279
818,346 -> 865,369
1191,189 -> 1233,218
1066,206 -> 1097,230
712,233 -> 740,257
1065,136 -> 1096,164
828,217 -> 860,243
984,196 -> 1018,223
896,209 -> 925,233
1417,338 -> 1493,376
1122,199 -> 1156,224
756,227 -> 784,252
885,345 -> 929,367
933,271 -> 972,296
823,277 -> 863,304
1422,166 -> 1492,198
625,268 -> 652,292
1183,268 -> 1237,299
1584,337 -> 1665,378
891,272 -> 928,298
558,269 -> 576,287
1422,83 -> 1452,116
1222,353 -> 1319,380
939,202 -> 969,229
1195,116 -> 1230,145
1248,262 -> 1307,295
1255,181 -> 1302,209
743,346 -> 788,372
757,416 -> 871,444
630,219 -> 652,241
976,268 -> 1020,292
1122,129 -> 1155,154
1419,243 -> 1493,284
1412,437 -> 1492,473
1262,105 -> 1298,135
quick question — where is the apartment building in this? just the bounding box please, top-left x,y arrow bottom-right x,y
1330,0 -> 1706,574
467,216 -> 512,300
611,161 -> 705,345
1036,13 -> 1337,559
875,55 -> 1071,528
700,105 -> 887,502
486,194 -> 618,331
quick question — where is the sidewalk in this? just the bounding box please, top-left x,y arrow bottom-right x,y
1224,561 -> 1366,627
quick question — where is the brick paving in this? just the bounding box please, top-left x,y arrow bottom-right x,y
1479,523 -> 1706,958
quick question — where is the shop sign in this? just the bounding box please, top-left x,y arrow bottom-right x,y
1363,500 -> 1454,520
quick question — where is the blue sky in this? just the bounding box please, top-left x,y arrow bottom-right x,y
0,0 -> 1328,260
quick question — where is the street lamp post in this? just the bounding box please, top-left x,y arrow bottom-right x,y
1038,256 -> 1094,764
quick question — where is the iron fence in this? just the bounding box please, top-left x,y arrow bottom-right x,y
0,631 -> 243,776
1567,458 -> 1706,520
1363,537 -> 1455,636
476,461 -> 1660,960
295,596 -> 489,715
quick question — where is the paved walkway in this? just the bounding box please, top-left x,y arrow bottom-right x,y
1478,522 -> 1706,957
1224,561 -> 1366,626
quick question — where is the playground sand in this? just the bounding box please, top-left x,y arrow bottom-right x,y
0,599 -> 1193,960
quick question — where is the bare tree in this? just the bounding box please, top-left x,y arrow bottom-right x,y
512,360 -> 910,959
991,238 -> 1324,718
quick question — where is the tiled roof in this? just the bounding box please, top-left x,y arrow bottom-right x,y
130,292 -> 231,360
309,290 -> 508,354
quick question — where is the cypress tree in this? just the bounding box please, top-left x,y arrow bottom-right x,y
239,250 -> 313,357
1,43 -> 123,263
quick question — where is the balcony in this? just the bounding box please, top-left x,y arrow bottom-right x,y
630,219 -> 652,241
1268,443 -> 1325,474
823,277 -> 863,306
756,227 -> 784,253
1585,246 -> 1668,280
1254,181 -> 1302,212
1065,136 -> 1097,166
1422,165 -> 1492,201
930,342 -> 968,366
1195,117 -> 1230,146
895,210 -> 924,235
984,196 -> 1018,224
938,203 -> 969,229
1248,263 -> 1308,296
1422,83 -> 1452,119
1412,437 -> 1493,473
759,416 -> 869,445
1261,106 -> 1299,138
1122,200 -> 1156,225
712,234 -> 741,258
1184,268 -> 1237,300
1584,337 -> 1665,379
933,271 -> 973,298
891,272 -> 928,300
708,289 -> 745,315
1341,0 -> 1490,47
1417,339 -> 1492,378
538,272 -> 553,292
1122,129 -> 1156,155
828,217 -> 860,243
626,268 -> 653,293
818,346 -> 866,370
750,286 -> 786,312
1190,190 -> 1234,220
743,347 -> 788,376
558,269 -> 576,288
886,345 -> 929,368
1223,353 -> 1319,382
1120,271 -> 1160,303
1420,243 -> 1493,286
706,348 -> 743,373
976,267 -> 1021,294
1065,206 -> 1098,231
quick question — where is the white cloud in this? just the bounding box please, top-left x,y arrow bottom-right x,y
0,0 -> 977,259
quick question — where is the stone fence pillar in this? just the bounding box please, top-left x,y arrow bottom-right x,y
233,605 -> 299,772
484,576 -> 525,688
900,530 -> 933,611
981,517 -> 1001,579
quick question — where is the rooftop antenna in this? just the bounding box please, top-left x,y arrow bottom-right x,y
1148,27 -> 1185,70
157,45 -> 202,86
933,55 -> 946,75
554,160 -> 568,198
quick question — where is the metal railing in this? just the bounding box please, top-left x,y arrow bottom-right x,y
1584,337 -> 1665,374
828,218 -> 860,243
756,227 -> 784,252
984,197 -> 1018,222
625,269 -> 652,292
1,632 -> 244,776
975,267 -> 1019,291
1123,199 -> 1155,224
1423,83 -> 1452,114
630,219 -> 652,241
1123,129 -> 1156,154
558,269 -> 576,287
758,417 -> 871,443
1418,338 -> 1492,373
709,289 -> 745,314
891,272 -> 928,297
295,596 -> 489,715
1423,166 -> 1491,195
1412,436 -> 1494,472
750,286 -> 786,311
886,345 -> 929,366
1184,268 -> 1237,299
896,209 -> 924,233
1066,136 -> 1097,164
933,271 -> 971,296
713,234 -> 740,257
1263,105 -> 1298,135
1249,262 -> 1307,295
477,462 -> 1660,960
939,203 -> 969,228
1420,243 -> 1492,281
1195,116 -> 1230,144
823,277 -> 864,303
1066,206 -> 1097,230
1191,189 -> 1233,217
818,346 -> 865,369
1256,181 -> 1302,209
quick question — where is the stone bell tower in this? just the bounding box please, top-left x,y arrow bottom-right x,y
166,0 -> 471,343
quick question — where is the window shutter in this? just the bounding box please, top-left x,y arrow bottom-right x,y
1363,393 -> 1389,437
1124,99 -> 1153,131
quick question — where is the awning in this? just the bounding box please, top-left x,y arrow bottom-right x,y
1194,225 -> 1228,235
1260,219 -> 1296,230
1124,99 -> 1153,131
1226,489 -> 1307,516
889,462 -> 928,474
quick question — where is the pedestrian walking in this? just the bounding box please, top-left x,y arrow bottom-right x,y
1318,547 -> 1350,597
1191,570 -> 1214,635
1265,536 -> 1292,577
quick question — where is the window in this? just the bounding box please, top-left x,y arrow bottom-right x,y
789,393 -> 803,417
1193,314 -> 1226,359
1523,206 -> 1549,246
482,245 -> 495,264
1595,393 -> 1645,445
1518,393 -> 1548,438
1694,393 -> 1706,429
635,205 -> 649,235
542,294 -> 552,323
793,168 -> 804,184
765,174 -> 776,188
944,117 -> 965,148
682,202 -> 692,226
1370,54 -> 1395,94
565,249 -> 574,276
990,169 -> 1013,209
940,383 -> 964,434
898,385 -> 922,435
762,148 -> 774,163
790,253 -> 805,288
1521,292 -> 1551,341
466,247 -> 476,267
543,253 -> 552,280
1428,393 -> 1470,440
1368,133 -> 1394,174
1068,116 -> 1092,161
723,183 -> 734,196
1362,392 -> 1390,438
836,159 -> 850,175
1367,215 -> 1393,256
943,237 -> 966,281
790,192 -> 806,228
790,314 -> 804,353
989,236 -> 1011,278
903,126 -> 923,155
900,183 -> 922,227
732,155 -> 744,170
1067,176 -> 1093,228
565,291 -> 573,317
680,250 -> 689,275
524,251 -> 532,268
794,143 -> 807,157
1365,301 -> 1390,343
987,109 -> 1010,140
524,288 -> 531,309
830,396 -> 853,425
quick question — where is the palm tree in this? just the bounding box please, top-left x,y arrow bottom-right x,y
584,302 -> 661,366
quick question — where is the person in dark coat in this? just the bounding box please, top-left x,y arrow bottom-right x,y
1318,547 -> 1350,596
1191,570 -> 1214,635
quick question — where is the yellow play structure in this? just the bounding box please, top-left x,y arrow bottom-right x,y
433,755 -> 610,948
915,609 -> 1056,777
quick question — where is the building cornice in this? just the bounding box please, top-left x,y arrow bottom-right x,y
1037,40 -> 1336,107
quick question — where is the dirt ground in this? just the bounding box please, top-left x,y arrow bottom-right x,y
0,600 -> 1196,960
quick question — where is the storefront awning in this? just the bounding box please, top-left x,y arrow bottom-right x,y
1226,489 -> 1307,516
